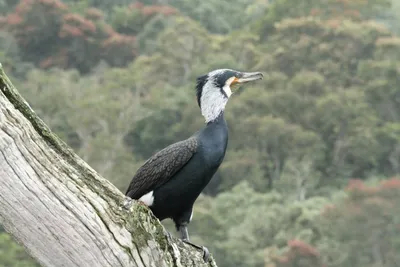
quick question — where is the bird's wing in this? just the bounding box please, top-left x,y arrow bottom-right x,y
125,137 -> 198,199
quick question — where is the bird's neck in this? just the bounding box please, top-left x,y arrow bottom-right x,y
204,112 -> 228,147
202,111 -> 229,165
201,100 -> 228,124
206,111 -> 225,126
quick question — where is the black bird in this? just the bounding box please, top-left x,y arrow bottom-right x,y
125,69 -> 263,259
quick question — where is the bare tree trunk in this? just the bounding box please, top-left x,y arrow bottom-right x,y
0,64 -> 217,267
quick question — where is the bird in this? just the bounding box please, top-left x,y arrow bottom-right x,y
125,69 -> 263,260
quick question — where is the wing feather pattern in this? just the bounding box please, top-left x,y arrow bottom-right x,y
125,137 -> 198,199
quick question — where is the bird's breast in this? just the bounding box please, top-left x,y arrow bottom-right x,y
198,116 -> 229,168
201,141 -> 227,168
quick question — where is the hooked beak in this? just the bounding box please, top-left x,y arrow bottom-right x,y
236,72 -> 263,84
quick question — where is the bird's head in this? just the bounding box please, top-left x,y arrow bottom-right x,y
196,69 -> 263,123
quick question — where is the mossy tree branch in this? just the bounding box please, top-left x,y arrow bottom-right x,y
0,63 -> 217,267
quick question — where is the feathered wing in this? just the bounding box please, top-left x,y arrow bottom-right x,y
125,137 -> 198,199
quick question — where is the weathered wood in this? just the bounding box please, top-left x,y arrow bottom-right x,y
0,63 -> 217,267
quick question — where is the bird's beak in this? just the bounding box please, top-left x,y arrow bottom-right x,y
236,72 -> 263,84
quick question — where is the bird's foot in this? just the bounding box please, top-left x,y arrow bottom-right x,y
122,197 -> 133,210
182,239 -> 210,262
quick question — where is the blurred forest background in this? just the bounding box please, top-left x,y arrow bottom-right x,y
0,0 -> 400,266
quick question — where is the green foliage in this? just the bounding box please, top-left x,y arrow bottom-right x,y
0,31 -> 19,70
271,178 -> 400,267
1,0 -> 400,266
320,178 -> 400,266
17,67 -> 141,190
0,0 -> 19,15
111,3 -> 177,35
111,3 -> 179,54
0,230 -> 39,267
114,0 -> 269,34
189,182 -> 329,267
257,0 -> 391,38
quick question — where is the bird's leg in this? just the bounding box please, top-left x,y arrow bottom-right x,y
178,224 -> 210,262
179,223 -> 189,240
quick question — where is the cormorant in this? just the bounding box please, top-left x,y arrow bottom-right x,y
125,69 -> 263,260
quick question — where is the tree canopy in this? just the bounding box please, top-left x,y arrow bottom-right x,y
0,0 -> 400,266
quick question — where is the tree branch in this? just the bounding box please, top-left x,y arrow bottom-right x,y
0,63 -> 217,267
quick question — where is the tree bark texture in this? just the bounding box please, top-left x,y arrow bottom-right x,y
0,63 -> 217,267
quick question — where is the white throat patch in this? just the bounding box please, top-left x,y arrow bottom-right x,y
223,77 -> 235,98
200,79 -> 230,123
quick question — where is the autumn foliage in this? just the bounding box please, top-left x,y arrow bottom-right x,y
271,178 -> 400,267
0,0 -> 137,72
270,239 -> 324,267
327,178 -> 400,220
